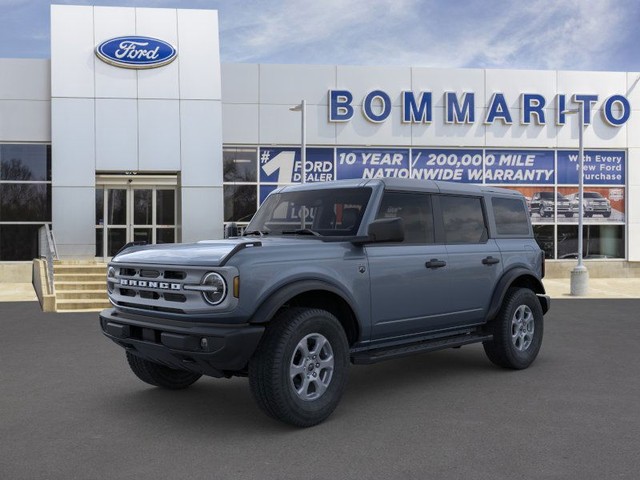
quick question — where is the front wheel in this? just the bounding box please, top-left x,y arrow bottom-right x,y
538,206 -> 546,218
126,351 -> 202,389
249,308 -> 349,427
483,288 -> 544,370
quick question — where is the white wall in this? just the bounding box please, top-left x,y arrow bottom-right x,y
0,59 -> 51,142
50,5 -> 223,258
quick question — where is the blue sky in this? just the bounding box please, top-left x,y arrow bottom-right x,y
1,0 -> 639,71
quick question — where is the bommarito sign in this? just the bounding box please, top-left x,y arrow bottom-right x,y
328,90 -> 631,127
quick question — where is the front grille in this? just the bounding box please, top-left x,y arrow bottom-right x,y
110,264 -> 204,313
108,262 -> 235,315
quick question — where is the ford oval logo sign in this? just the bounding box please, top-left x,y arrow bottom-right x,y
95,36 -> 177,69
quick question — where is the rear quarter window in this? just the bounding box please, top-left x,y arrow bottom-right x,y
492,197 -> 530,236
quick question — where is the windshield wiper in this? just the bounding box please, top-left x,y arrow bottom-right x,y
282,228 -> 321,237
243,230 -> 269,236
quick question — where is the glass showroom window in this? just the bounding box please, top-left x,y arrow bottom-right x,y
223,147 -> 258,228
0,145 -> 52,261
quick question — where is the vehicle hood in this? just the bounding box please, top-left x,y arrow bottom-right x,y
111,237 -> 325,267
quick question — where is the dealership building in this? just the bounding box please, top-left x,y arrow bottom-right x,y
1,4 -> 639,280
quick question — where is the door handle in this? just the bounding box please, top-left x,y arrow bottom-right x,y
425,259 -> 447,269
482,256 -> 500,265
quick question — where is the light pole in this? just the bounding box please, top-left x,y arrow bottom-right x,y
289,100 -> 306,184
562,104 -> 589,295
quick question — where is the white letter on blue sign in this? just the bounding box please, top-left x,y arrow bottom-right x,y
329,90 -> 354,122
485,93 -> 513,124
445,92 -> 475,123
521,93 -> 546,125
402,91 -> 432,123
603,95 -> 630,126
363,90 -> 392,123
572,94 -> 598,125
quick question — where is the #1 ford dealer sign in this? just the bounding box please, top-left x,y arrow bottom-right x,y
95,36 -> 177,69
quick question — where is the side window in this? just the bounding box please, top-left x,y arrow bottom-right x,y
492,197 -> 530,235
376,192 -> 434,244
440,195 -> 486,244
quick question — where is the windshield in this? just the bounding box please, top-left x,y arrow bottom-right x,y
245,187 -> 372,236
539,192 -> 567,200
584,192 -> 604,199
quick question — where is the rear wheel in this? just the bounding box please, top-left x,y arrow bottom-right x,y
249,307 -> 349,427
483,288 -> 544,369
126,351 -> 202,389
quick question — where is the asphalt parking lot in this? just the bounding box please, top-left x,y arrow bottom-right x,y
1,300 -> 639,480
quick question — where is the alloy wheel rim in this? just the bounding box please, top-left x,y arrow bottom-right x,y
289,333 -> 334,401
511,304 -> 534,351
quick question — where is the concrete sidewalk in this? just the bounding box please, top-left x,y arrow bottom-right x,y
1,278 -> 639,304
542,277 -> 640,299
0,283 -> 37,302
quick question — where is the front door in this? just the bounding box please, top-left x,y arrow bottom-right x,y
366,191 -> 452,343
95,176 -> 177,258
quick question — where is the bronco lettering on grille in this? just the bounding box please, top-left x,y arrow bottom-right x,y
120,279 -> 181,290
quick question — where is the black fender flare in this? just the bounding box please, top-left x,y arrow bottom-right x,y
248,279 -> 360,327
485,267 -> 548,322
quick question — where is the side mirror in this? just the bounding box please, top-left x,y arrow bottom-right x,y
225,222 -> 239,238
366,217 -> 404,243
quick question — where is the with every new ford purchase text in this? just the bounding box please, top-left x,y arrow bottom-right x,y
100,179 -> 550,427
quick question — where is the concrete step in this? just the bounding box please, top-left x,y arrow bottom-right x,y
55,273 -> 106,283
55,281 -> 107,291
55,298 -> 111,311
54,265 -> 107,275
56,290 -> 108,300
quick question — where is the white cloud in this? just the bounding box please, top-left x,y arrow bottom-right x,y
217,0 -> 631,71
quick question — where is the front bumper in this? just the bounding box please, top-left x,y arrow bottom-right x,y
99,308 -> 264,377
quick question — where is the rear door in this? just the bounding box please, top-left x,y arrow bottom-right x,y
435,194 -> 503,326
366,191 -> 451,342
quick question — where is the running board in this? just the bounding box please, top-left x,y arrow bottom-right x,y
351,333 -> 492,365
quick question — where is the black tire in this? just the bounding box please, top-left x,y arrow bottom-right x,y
585,213 -> 592,218
603,212 -> 611,218
538,206 -> 546,218
483,288 -> 543,370
248,307 -> 349,427
565,213 -> 574,218
126,351 -> 202,389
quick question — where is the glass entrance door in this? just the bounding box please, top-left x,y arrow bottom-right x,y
96,181 -> 176,258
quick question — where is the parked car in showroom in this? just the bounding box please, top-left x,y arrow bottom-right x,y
530,191 -> 577,218
566,191 -> 612,218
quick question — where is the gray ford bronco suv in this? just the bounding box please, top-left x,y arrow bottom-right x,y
100,179 -> 550,427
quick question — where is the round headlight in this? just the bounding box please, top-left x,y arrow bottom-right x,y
201,272 -> 227,305
107,266 -> 116,293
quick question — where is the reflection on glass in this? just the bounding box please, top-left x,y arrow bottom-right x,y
133,228 -> 153,244
95,188 -> 104,225
533,225 -> 554,259
0,224 -> 41,260
0,144 -> 51,181
156,228 -> 175,244
557,225 -> 624,259
133,189 -> 152,225
156,190 -> 175,225
95,228 -> 104,257
223,148 -> 257,182
107,189 -> 126,225
107,228 -> 127,257
0,184 -> 51,222
224,185 -> 257,222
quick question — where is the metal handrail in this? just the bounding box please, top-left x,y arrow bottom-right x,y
38,224 -> 58,294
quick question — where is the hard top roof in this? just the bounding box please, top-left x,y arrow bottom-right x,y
278,178 -> 521,197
